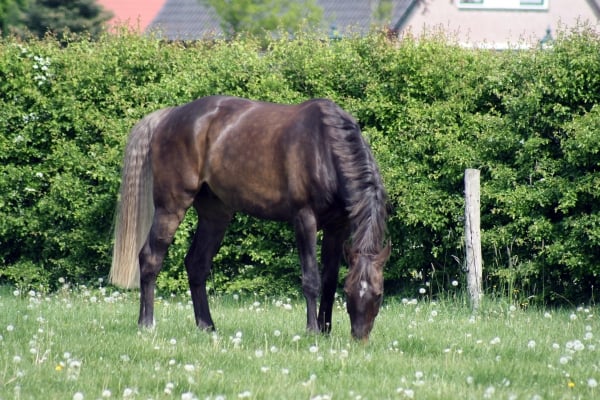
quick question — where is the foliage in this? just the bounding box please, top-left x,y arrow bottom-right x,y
0,0 -> 25,36
5,0 -> 113,40
201,0 -> 323,38
1,25 -> 600,303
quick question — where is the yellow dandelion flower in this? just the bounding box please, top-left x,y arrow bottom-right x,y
55,364 -> 63,372
568,381 -> 575,389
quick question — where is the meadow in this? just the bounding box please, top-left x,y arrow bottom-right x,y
0,283 -> 597,400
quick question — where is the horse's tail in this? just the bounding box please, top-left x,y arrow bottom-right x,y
109,108 -> 171,288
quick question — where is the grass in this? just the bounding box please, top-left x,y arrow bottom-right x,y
0,284 -> 598,400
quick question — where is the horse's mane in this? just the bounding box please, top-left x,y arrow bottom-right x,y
319,101 -> 389,258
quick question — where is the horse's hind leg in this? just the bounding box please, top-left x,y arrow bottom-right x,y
318,225 -> 349,333
138,207 -> 188,327
185,194 -> 232,330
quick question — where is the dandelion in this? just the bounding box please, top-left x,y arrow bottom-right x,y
13,355 -> 21,363
527,340 -> 536,349
273,329 -> 281,337
101,389 -> 111,397
483,385 -> 495,398
169,338 -> 177,345
255,349 -> 264,358
451,280 -> 459,287
418,288 -> 426,295
181,392 -> 196,400
55,364 -> 63,371
123,388 -> 134,397
7,325 -> 14,332
588,378 -> 598,388
292,335 -> 301,342
568,380 -> 575,389
238,390 -> 252,398
73,392 -> 84,400
490,337 -> 501,345
309,345 -> 319,353
559,356 -> 570,365
570,313 -> 577,321
184,364 -> 195,372
544,312 -> 552,319
164,382 -> 175,394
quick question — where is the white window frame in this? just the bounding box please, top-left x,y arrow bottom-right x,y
458,0 -> 549,11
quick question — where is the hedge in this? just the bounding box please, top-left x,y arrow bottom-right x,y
1,24 -> 599,304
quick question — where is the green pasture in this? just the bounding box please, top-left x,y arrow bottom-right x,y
0,285 -> 597,399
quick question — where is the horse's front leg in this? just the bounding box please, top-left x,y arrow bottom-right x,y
185,204 -> 230,330
294,208 -> 320,333
138,208 -> 185,327
318,226 -> 348,333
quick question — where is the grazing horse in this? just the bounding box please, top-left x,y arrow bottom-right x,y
109,96 -> 390,340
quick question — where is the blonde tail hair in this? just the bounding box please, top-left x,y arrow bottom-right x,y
109,108 -> 171,288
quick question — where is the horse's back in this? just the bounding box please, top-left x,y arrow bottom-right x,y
153,96 -> 342,220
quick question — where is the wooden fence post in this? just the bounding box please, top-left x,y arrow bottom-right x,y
464,169 -> 483,311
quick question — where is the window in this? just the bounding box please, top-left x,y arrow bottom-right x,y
458,0 -> 548,10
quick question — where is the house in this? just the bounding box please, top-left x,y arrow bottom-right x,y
145,0 -> 418,40
97,0 -> 164,31
99,0 -> 600,48
401,0 -> 600,49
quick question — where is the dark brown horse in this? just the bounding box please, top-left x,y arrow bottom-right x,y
109,96 -> 390,340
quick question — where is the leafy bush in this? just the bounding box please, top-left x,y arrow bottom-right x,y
1,25 -> 599,303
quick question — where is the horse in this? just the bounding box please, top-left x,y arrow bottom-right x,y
109,95 -> 390,340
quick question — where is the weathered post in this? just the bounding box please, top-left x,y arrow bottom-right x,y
464,169 -> 482,311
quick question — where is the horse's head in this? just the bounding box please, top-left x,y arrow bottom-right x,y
344,243 -> 391,340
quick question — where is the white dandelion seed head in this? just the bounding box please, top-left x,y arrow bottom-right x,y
181,392 -> 195,400
73,392 -> 84,400
184,364 -> 195,372
588,378 -> 598,388
559,356 -> 570,365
